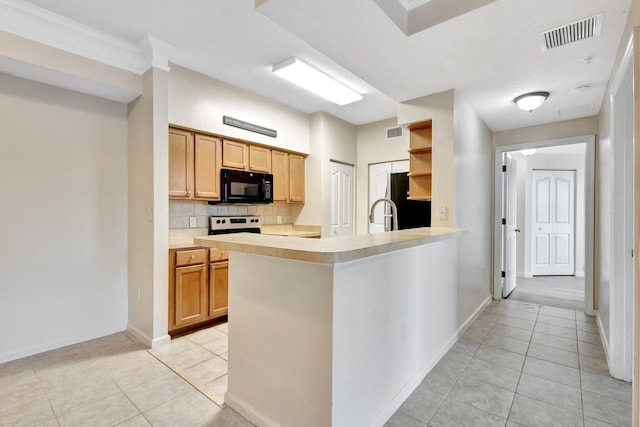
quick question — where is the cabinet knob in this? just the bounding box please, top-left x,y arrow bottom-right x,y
186,190 -> 191,196
190,255 -> 195,260
210,265 -> 216,270
196,191 -> 201,196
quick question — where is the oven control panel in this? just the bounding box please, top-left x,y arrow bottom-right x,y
209,216 -> 261,234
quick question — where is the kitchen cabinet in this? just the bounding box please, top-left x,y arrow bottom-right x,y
222,140 -> 248,170
172,249 -> 208,328
272,150 -> 305,203
289,153 -> 305,203
249,145 -> 271,172
169,127 -> 222,201
194,134 -> 222,199
271,150 -> 289,202
169,128 -> 194,198
169,247 -> 229,333
408,121 -> 432,201
209,261 -> 229,318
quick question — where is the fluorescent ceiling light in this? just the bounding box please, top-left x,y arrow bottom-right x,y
514,91 -> 550,112
520,149 -> 536,156
272,57 -> 363,106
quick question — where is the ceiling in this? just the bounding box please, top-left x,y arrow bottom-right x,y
15,0 -> 632,130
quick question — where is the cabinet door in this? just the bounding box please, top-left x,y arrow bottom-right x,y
271,150 -> 289,202
289,154 -> 305,203
249,146 -> 272,172
169,128 -> 194,198
222,140 -> 248,170
174,264 -> 207,327
194,134 -> 222,200
209,261 -> 229,319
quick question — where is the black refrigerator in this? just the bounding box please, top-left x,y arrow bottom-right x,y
390,172 -> 431,229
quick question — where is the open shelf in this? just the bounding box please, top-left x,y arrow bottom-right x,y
408,120 -> 432,202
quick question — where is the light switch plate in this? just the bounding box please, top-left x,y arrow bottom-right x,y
189,216 -> 197,228
438,206 -> 447,220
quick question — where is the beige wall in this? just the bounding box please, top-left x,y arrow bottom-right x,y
493,117 -> 598,147
355,118 -> 410,234
127,67 -> 170,347
0,74 -> 128,363
452,91 -> 493,322
168,65 -> 310,154
398,90 -> 455,227
300,113 -> 357,236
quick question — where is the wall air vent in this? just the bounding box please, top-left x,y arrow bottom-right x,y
541,13 -> 603,51
386,126 -> 403,139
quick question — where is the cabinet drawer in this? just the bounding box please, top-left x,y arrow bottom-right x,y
209,248 -> 228,262
176,249 -> 207,266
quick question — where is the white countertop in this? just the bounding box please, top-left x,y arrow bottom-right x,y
260,224 -> 321,238
194,227 -> 464,263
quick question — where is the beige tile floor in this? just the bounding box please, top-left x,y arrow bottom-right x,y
2,303 -> 631,427
385,299 -> 633,427
0,322 -> 253,427
509,276 -> 584,311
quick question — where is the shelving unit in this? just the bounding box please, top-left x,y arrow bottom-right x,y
408,121 -> 432,201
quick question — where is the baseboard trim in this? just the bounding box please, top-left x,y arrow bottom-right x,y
575,271 -> 585,277
595,311 -> 612,375
370,295 -> 493,427
126,324 -> 153,347
225,393 -> 282,427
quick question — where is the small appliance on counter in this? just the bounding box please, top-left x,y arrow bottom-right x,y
212,169 -> 273,204
209,215 -> 262,235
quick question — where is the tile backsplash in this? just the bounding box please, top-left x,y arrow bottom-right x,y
169,201 -> 294,229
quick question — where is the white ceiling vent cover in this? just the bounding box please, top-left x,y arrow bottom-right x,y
386,126 -> 403,139
541,13 -> 603,51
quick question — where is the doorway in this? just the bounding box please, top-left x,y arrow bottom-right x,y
493,136 -> 595,315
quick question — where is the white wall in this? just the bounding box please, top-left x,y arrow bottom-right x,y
512,149 -> 586,277
452,91 -> 493,323
355,118 -> 410,235
0,74 -> 128,363
168,65 -> 310,154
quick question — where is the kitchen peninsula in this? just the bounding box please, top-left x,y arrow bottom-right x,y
194,227 -> 476,427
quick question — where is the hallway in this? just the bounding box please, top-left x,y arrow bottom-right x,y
507,276 -> 584,311
386,299 -> 631,426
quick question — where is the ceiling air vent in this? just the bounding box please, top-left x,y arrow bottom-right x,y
386,126 -> 403,139
541,13 -> 603,51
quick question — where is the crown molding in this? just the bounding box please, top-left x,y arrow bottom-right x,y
0,0 -> 169,73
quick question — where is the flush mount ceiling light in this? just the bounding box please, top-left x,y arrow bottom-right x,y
520,148 -> 536,156
514,91 -> 550,112
272,57 -> 363,106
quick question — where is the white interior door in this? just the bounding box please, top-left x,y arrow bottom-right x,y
331,161 -> 354,237
531,169 -> 575,275
503,155 -> 517,297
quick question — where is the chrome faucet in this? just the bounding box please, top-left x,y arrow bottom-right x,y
369,198 -> 399,231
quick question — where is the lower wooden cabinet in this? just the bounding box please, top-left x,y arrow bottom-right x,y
169,247 -> 229,333
174,264 -> 207,327
209,261 -> 229,318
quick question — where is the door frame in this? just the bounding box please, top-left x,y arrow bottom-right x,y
608,32 -> 635,382
492,135 -> 595,316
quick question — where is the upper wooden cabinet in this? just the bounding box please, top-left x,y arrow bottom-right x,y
249,145 -> 271,173
408,121 -> 432,201
272,150 -> 305,203
169,128 -> 194,198
194,134 -> 222,199
271,150 -> 289,202
169,127 -> 222,201
289,153 -> 305,203
222,140 -> 248,170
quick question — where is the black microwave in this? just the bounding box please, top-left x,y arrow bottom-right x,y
217,168 -> 273,204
